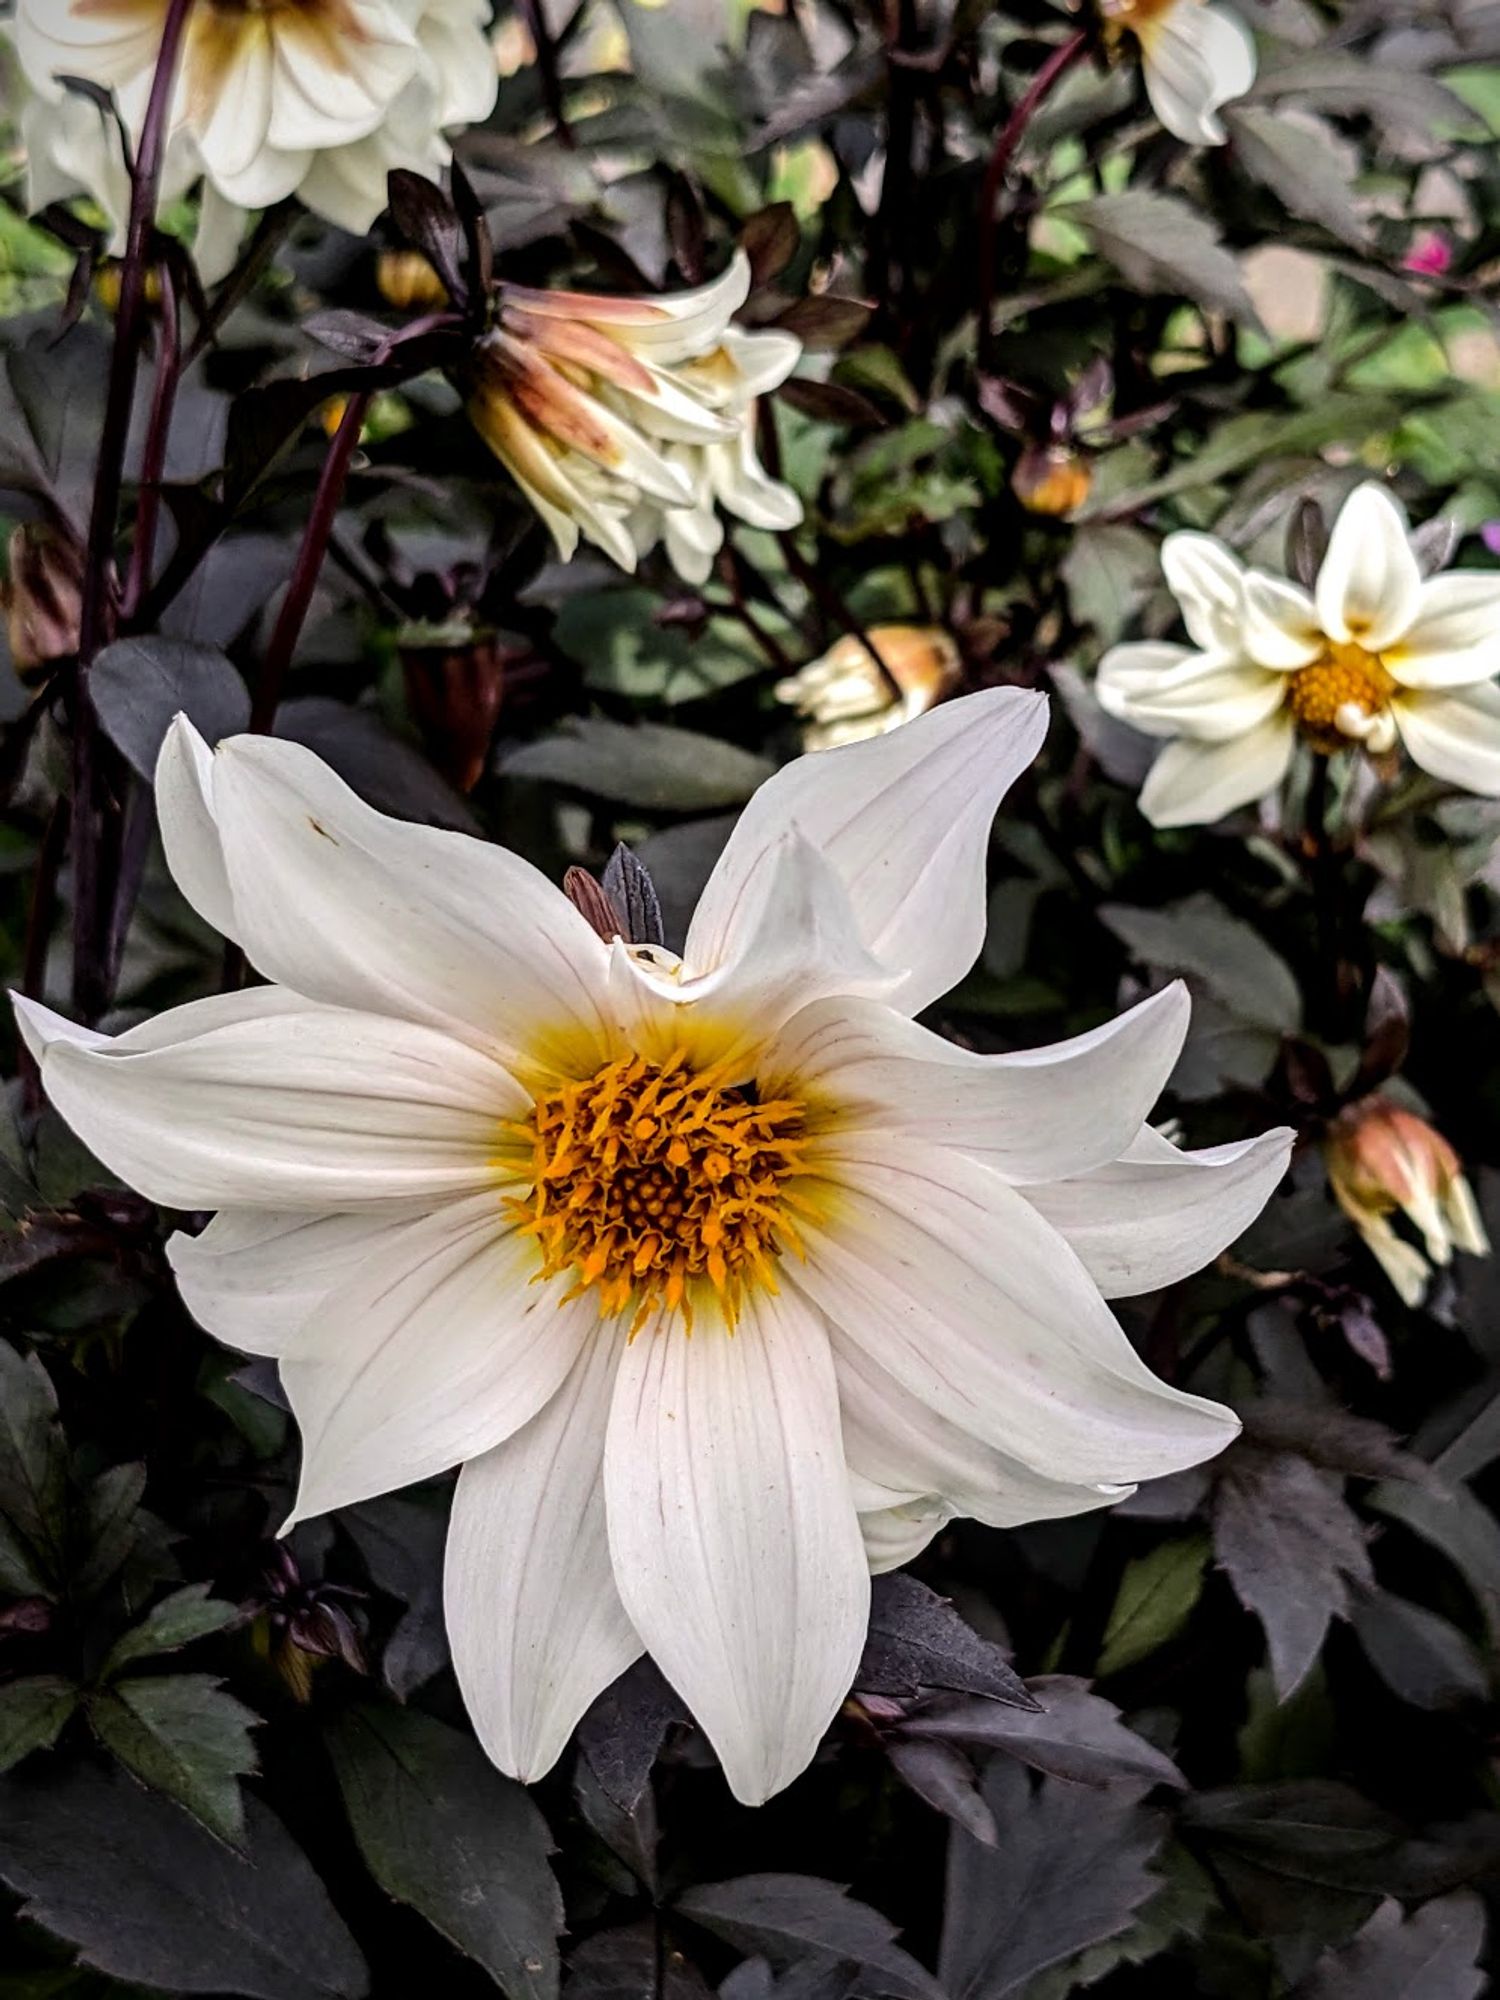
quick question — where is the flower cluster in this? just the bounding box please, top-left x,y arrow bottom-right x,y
1097,483 -> 1500,827
467,253 -> 802,582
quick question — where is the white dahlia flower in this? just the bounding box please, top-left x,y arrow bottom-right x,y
11,0 -> 497,259
14,691 -> 1290,1803
467,252 -> 802,580
1096,483 -> 1500,828
1102,0 -> 1256,146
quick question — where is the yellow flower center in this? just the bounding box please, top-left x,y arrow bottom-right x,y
509,1052 -> 808,1332
1285,641 -> 1397,751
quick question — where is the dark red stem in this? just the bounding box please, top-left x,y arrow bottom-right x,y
975,31 -> 1088,359
249,391 -> 371,733
71,0 -> 195,1020
518,0 -> 575,148
121,258 -> 181,623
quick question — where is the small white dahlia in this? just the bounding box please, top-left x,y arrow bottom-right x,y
1096,483 -> 1500,828
11,0 -> 497,254
15,691 -> 1290,1802
467,252 -> 802,580
1101,0 -> 1256,146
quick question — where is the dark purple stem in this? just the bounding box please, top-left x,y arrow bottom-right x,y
975,31 -> 1088,360
249,391 -> 371,733
518,0 -> 575,148
72,0 -> 195,1020
121,258 -> 181,623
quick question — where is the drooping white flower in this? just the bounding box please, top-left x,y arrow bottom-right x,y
1102,0 -> 1256,146
1325,1096 -> 1490,1308
1096,483 -> 1500,828
15,691 -> 1290,1803
467,252 -> 802,580
11,0 -> 497,264
774,625 -> 961,751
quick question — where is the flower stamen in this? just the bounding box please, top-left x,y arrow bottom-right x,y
1285,641 -> 1398,752
510,1052 -> 807,1333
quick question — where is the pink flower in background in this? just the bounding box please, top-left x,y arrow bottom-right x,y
1403,231 -> 1454,278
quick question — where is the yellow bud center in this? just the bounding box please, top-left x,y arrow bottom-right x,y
1285,642 -> 1397,751
509,1053 -> 808,1332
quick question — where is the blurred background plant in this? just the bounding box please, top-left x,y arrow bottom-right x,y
2,0 -> 1500,1994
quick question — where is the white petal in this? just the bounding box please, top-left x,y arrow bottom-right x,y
794,1137 -> 1240,1486
193,181 -> 248,287
1024,1122 -> 1294,1297
168,1207 -> 430,1358
188,17 -> 276,183
1240,574 -> 1323,670
604,1287 -> 869,1805
1097,654 -> 1283,744
156,717 -> 238,941
1161,533 -> 1247,653
1386,572 -> 1500,689
720,327 -> 802,401
835,1334 -> 1132,1529
197,730 -> 614,1075
687,687 -> 1049,1017
1139,2 -> 1256,146
15,991 -> 518,1210
265,4 -> 418,153
446,1324 -> 643,1783
1095,643 -> 1197,738
1390,683 -> 1500,796
283,1203 -> 591,1524
1138,715 -> 1295,827
860,1498 -> 953,1573
764,985 -> 1190,1185
509,252 -> 753,367
705,429 -> 803,533
1315,484 -> 1423,651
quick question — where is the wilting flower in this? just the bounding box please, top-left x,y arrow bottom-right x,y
467,252 -> 802,580
774,626 -> 961,751
11,0 -> 497,264
3,525 -> 84,684
15,692 -> 1290,1802
1100,0 -> 1256,146
1096,483 -> 1500,827
1325,1096 -> 1489,1306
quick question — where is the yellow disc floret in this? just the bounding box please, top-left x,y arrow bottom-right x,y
510,1052 -> 808,1333
1285,641 -> 1398,751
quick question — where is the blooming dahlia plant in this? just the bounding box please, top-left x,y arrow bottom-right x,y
467,252 -> 802,581
1096,483 -> 1500,828
12,0 -> 497,272
16,692 -> 1291,1802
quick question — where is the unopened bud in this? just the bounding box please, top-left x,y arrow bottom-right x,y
1011,443 -> 1092,518
774,625 -> 961,751
1324,1096 -> 1489,1306
400,629 -> 513,793
93,263 -> 163,316
377,248 -> 451,312
2,525 -> 84,682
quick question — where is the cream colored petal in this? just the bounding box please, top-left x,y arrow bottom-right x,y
1390,683 -> 1500,796
1137,714 -> 1295,827
1315,484 -> 1423,652
1386,572 -> 1500,689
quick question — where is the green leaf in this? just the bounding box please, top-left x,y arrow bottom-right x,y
89,1675 -> 259,1848
0,1678 -> 76,1773
1062,192 -> 1260,327
90,637 -> 249,780
69,1461 -> 146,1600
102,1582 -> 241,1680
0,1343 -> 66,1564
1097,1535 -> 1211,1678
1295,1891 -> 1486,1999
0,1759 -> 368,1998
1060,523 -> 1161,646
503,718 -> 774,812
1224,108 -> 1370,251
328,1704 -> 562,1999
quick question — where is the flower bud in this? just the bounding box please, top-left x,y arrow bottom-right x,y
2,525 -> 84,682
1011,442 -> 1092,518
774,625 -> 961,751
1324,1096 -> 1489,1306
376,249 -> 450,312
400,628 -> 514,793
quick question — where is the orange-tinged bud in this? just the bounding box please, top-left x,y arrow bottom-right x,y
774,625 -> 961,751
1011,442 -> 1092,518
2,524 -> 84,683
1324,1096 -> 1489,1306
376,249 -> 450,312
400,630 -> 514,793
93,263 -> 163,316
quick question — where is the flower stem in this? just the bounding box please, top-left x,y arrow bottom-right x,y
71,0 -> 195,1021
975,31 -> 1088,360
249,391 -> 371,734
121,258 -> 181,624
518,0 -> 575,149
